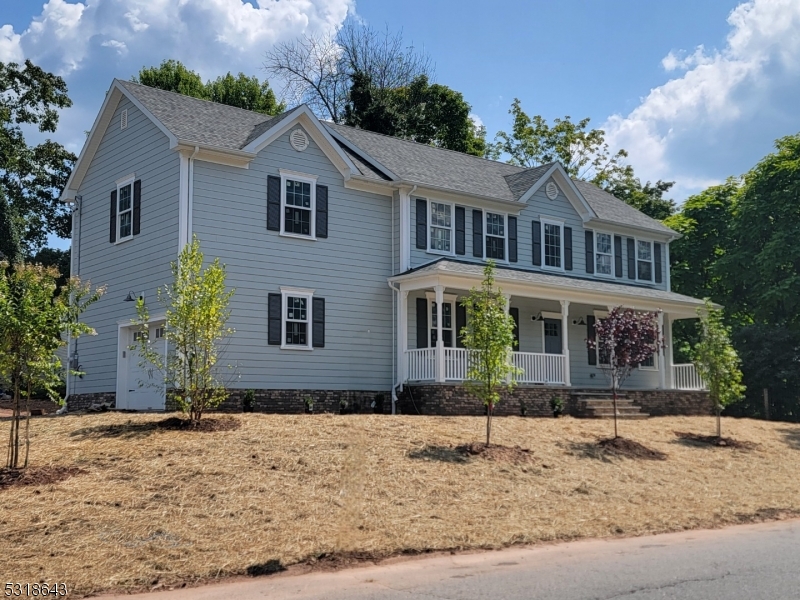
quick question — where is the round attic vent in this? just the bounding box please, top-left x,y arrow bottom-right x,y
545,181 -> 559,200
290,129 -> 309,151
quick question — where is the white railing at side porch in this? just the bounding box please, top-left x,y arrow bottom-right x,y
672,364 -> 706,390
405,348 -> 566,385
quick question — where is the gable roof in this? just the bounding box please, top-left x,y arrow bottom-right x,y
573,180 -> 674,235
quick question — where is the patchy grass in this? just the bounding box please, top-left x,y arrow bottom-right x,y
1,413 -> 799,597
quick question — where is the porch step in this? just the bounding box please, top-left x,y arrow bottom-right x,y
574,398 -> 649,420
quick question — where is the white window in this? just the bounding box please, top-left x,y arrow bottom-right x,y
429,201 -> 453,253
116,176 -> 134,242
541,219 -> 563,270
639,353 -> 657,370
637,240 -> 653,281
281,288 -> 314,350
485,212 -> 506,260
427,293 -> 458,347
595,232 -> 613,276
280,171 -> 317,239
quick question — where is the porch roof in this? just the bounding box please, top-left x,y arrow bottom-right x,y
389,259 -> 707,318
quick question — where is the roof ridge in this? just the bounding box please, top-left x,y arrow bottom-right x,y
118,79 -> 287,122
328,121 -> 529,171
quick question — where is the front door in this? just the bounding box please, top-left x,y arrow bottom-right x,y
543,319 -> 562,354
124,325 -> 166,410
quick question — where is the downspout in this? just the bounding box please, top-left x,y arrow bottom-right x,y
188,146 -> 199,241
388,280 -> 402,415
64,195 -> 82,413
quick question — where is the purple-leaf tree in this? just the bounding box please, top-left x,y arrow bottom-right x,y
586,307 -> 663,438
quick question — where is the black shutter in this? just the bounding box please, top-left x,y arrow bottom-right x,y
654,242 -> 663,283
416,298 -> 428,349
312,297 -> 325,348
316,184 -> 328,238
508,216 -> 518,262
587,315 -> 597,366
267,175 -> 281,231
532,220 -> 541,266
627,238 -> 636,279
268,293 -> 282,345
455,206 -> 465,255
509,307 -> 520,350
614,235 -> 623,278
456,301 -> 467,348
132,180 -> 141,236
564,226 -> 573,271
584,230 -> 594,274
472,209 -> 483,257
416,198 -> 427,249
109,189 -> 117,243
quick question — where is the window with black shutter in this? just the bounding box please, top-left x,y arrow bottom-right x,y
271,172 -> 319,239
274,289 -> 317,349
508,216 -> 518,263
110,176 -> 141,243
532,220 -> 541,266
472,209 -> 483,257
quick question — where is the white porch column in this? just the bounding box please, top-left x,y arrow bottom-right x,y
435,285 -> 445,383
658,311 -> 666,389
398,290 -> 408,387
560,300 -> 571,386
664,313 -> 674,389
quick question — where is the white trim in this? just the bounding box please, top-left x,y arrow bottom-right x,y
178,153 -> 189,251
425,295 -> 456,348
665,242 -> 672,291
635,238 -> 654,283
540,217 -> 565,272
425,198 -> 456,256
399,188 -> 412,272
518,165 -> 596,220
280,289 -> 314,351
593,230 -> 615,278
483,209 -> 509,263
279,171 -> 317,241
115,176 -> 135,244
115,172 -> 136,185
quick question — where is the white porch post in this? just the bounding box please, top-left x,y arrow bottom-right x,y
398,290 -> 408,387
435,285 -> 445,383
664,313 -> 674,389
560,300 -> 571,386
658,311 -> 666,389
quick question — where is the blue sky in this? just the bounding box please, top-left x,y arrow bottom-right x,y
2,0 -> 799,250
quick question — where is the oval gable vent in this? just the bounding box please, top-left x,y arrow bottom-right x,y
290,129 -> 309,151
545,181 -> 559,200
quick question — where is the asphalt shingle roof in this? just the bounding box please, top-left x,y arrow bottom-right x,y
118,80 -> 676,235
398,259 -> 704,308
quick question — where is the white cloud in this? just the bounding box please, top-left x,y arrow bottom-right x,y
0,24 -> 24,62
604,0 -> 800,200
469,112 -> 484,129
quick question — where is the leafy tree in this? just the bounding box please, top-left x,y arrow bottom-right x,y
716,134 -> 800,326
587,307 -> 662,438
0,188 -> 22,264
133,236 -> 235,422
264,19 -> 433,123
29,247 -> 70,289
344,73 -> 486,156
0,263 -> 103,469
133,60 -> 284,115
694,300 -> 745,437
0,60 -> 76,251
461,262 -> 519,446
604,175 -> 676,221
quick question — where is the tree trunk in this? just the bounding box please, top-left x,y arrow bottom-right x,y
23,382 -> 31,468
486,405 -> 492,447
716,397 -> 721,438
612,379 -> 619,439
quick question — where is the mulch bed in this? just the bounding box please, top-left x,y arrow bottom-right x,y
0,398 -> 60,418
0,466 -> 85,491
456,442 -> 534,464
156,416 -> 241,432
598,437 -> 668,461
674,431 -> 758,450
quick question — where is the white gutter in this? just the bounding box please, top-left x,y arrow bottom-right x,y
387,280 -> 403,415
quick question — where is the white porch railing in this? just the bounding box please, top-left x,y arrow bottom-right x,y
513,352 -> 566,385
406,348 -> 436,381
405,348 -> 566,385
673,363 -> 706,390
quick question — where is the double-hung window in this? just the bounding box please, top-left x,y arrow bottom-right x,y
637,240 -> 653,281
485,212 -> 506,260
281,172 -> 316,239
281,289 -> 313,350
429,201 -> 453,253
117,177 -> 134,242
542,219 -> 563,270
427,293 -> 457,347
595,232 -> 613,276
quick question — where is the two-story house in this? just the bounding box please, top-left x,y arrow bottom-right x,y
60,80 -> 708,416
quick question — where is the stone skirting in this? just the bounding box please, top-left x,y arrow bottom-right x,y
66,392 -> 117,412
166,389 -> 392,414
398,385 -> 711,417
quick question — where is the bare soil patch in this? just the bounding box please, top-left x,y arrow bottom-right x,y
0,466 -> 84,491
598,437 -> 668,460
674,431 -> 757,450
156,416 -> 241,432
1,414 -> 799,597
456,442 -> 534,464
0,398 -> 59,418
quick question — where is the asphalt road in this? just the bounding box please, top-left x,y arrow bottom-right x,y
99,520 -> 800,600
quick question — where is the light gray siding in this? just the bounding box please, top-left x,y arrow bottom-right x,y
71,96 -> 180,394
409,176 -> 670,293
192,125 -> 393,390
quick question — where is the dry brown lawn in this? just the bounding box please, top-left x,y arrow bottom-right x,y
1,413 -> 799,597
